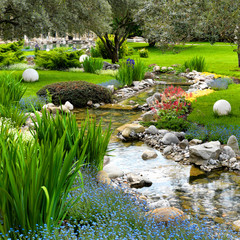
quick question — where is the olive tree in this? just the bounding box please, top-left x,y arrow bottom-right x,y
135,0 -> 204,46
0,0 -> 111,40
93,0 -> 144,63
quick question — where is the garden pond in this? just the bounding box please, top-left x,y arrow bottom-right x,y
73,76 -> 240,226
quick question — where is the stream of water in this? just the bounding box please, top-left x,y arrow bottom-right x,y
74,76 -> 240,225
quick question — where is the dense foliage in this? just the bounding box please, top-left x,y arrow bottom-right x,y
0,41 -> 24,67
95,35 -> 129,59
37,81 -> 113,107
35,49 -> 83,70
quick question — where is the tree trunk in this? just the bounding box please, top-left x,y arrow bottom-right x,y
148,40 -> 156,47
238,43 -> 240,68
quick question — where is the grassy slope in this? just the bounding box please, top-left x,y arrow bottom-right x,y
187,84 -> 240,126
128,42 -> 240,78
0,70 -> 113,97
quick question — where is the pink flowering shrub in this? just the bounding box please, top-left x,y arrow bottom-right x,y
151,85 -> 191,118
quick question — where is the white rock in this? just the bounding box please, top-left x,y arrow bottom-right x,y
79,54 -> 89,62
64,101 -> 74,110
22,69 -> 39,82
107,85 -> 115,93
213,100 -> 231,116
227,135 -> 240,154
103,164 -> 124,179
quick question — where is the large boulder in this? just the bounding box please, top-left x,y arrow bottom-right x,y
117,124 -> 145,133
213,100 -> 231,116
144,72 -> 155,80
142,150 -> 158,160
22,69 -> 39,82
147,207 -> 187,223
145,125 -> 159,135
142,111 -> 156,122
227,135 -> 240,155
162,133 -> 180,145
189,141 -> 221,165
96,170 -> 111,185
37,81 -> 112,107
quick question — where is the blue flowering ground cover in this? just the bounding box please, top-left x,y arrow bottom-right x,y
185,123 -> 240,144
2,169 -> 239,240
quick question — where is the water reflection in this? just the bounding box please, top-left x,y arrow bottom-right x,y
109,141 -> 240,223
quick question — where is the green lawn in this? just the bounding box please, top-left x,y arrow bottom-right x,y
0,70 -> 114,97
187,84 -> 240,126
128,42 -> 240,78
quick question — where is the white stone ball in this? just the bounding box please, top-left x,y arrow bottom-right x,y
213,99 -> 231,116
79,54 -> 89,62
22,69 -> 39,82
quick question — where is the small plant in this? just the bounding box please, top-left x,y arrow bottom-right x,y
184,56 -> 207,72
208,77 -> 233,90
116,58 -> 146,86
0,73 -> 26,107
138,48 -> 149,58
19,96 -> 47,112
82,57 -> 103,73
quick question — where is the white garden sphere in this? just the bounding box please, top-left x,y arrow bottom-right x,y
213,99 -> 231,116
22,69 -> 39,82
79,54 -> 89,62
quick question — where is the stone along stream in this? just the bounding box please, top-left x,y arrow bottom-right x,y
74,80 -> 240,226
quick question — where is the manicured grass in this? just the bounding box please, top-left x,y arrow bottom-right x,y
0,70 -> 114,97
128,42 -> 240,78
187,84 -> 240,126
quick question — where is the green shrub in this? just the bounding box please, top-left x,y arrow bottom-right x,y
138,48 -> 149,58
95,35 -> 128,59
184,56 -> 207,72
116,58 -> 146,86
83,57 -> 103,73
90,47 -> 101,57
37,81 -> 113,107
35,48 -> 84,70
0,40 -> 25,67
208,77 -> 233,90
